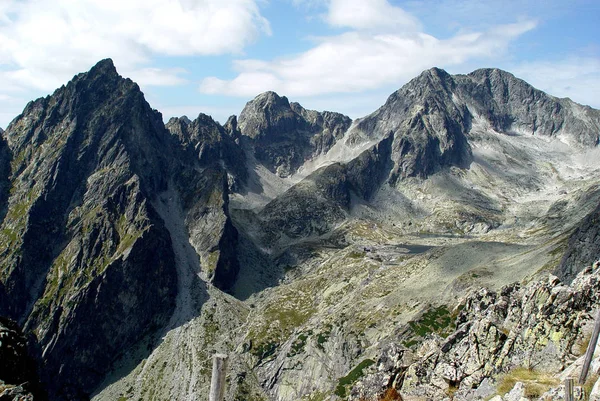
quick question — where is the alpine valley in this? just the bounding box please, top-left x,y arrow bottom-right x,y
1,59 -> 600,401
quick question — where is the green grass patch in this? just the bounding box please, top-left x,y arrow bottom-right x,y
334,359 -> 375,398
287,333 -> 309,357
409,306 -> 454,338
402,305 -> 460,349
348,250 -> 366,259
316,326 -> 332,351
251,341 -> 279,361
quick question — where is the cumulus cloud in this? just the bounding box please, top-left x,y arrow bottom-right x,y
326,0 -> 421,32
200,17 -> 537,97
127,67 -> 189,87
0,0 -> 270,92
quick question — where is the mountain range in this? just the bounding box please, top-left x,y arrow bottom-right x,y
1,59 -> 600,401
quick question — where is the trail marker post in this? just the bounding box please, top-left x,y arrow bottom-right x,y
209,354 -> 228,401
580,310 -> 600,385
565,378 -> 574,401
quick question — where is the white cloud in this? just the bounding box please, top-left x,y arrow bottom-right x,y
0,0 -> 270,92
126,67 -> 189,87
0,94 -> 29,129
326,0 -> 420,32
512,57 -> 600,108
199,19 -> 537,97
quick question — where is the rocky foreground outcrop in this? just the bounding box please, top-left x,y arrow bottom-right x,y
350,263 -> 600,401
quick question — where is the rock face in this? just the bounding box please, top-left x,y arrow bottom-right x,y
256,134 -> 394,247
165,113 -> 242,290
166,113 -> 247,190
0,59 -> 179,400
456,68 -> 600,146
0,59 -> 244,400
355,68 -> 473,182
352,67 -> 600,185
238,91 -> 352,177
557,202 -> 600,282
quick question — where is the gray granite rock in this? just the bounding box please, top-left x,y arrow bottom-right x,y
238,91 -> 352,177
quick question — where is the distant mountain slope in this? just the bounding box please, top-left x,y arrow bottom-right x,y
245,67 -> 600,252
557,201 -> 600,282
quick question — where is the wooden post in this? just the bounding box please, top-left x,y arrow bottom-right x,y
565,378 -> 574,401
209,354 -> 228,401
580,310 -> 600,385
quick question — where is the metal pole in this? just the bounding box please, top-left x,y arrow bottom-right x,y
580,310 -> 600,385
209,354 -> 228,401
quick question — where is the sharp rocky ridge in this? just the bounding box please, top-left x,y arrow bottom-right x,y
0,59 -> 599,401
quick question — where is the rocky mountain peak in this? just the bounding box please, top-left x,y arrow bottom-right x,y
0,59 -> 179,399
86,58 -> 118,78
468,66 -> 515,82
237,91 -> 351,177
353,67 -> 471,182
250,90 -> 290,108
224,114 -> 239,137
418,66 -> 453,84
167,113 -> 225,149
166,113 -> 248,191
457,67 -> 600,145
238,91 -> 294,140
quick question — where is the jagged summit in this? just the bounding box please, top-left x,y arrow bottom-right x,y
249,90 -> 290,106
87,58 -> 118,77
238,91 -> 294,140
237,90 -> 352,177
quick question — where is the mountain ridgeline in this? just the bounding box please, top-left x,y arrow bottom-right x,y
0,59 -> 599,401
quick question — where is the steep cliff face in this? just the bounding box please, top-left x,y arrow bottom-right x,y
456,68 -> 600,146
354,68 -> 473,182
557,202 -> 600,282
166,113 -> 247,190
0,59 -> 178,399
166,114 -> 242,290
238,91 -> 352,177
352,67 -> 600,185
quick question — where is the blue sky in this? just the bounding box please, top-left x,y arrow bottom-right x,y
0,0 -> 599,128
